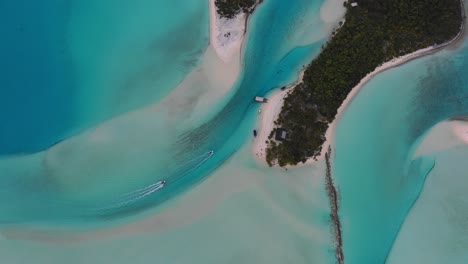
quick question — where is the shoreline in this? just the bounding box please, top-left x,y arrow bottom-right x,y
209,0 -> 261,63
253,5 -> 466,167
209,0 -> 245,63
252,71 -> 305,163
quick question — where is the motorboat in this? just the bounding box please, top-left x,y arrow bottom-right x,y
154,180 -> 166,191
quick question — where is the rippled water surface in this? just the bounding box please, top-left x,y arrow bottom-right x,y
2,0 -> 468,263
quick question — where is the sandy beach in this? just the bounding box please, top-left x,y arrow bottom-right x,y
209,0 -> 247,63
253,28 -> 465,166
252,71 -> 304,162
162,0 -> 257,124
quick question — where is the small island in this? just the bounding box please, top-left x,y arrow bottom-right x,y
266,0 -> 464,167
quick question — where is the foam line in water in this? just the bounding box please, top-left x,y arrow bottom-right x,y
117,150 -> 214,199
120,182 -> 166,199
98,182 -> 166,211
168,150 -> 215,183
97,150 -> 214,211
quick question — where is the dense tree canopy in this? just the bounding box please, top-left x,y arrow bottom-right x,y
266,0 -> 463,166
215,0 -> 256,19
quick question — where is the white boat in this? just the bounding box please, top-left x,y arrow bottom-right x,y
97,180 -> 167,210
154,180 -> 166,191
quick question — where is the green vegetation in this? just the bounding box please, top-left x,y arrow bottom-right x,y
215,0 -> 256,19
266,0 -> 463,166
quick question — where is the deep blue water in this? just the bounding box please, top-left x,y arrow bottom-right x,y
0,0 -> 75,155
0,0 -> 209,156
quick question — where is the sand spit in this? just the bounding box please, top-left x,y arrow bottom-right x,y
209,0 -> 262,63
164,0 -> 270,124
413,118 -> 468,158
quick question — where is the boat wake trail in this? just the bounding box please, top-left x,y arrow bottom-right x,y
97,150 -> 214,211
171,150 -> 215,180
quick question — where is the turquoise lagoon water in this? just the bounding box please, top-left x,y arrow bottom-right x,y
3,0 -> 467,263
334,16 -> 468,262
0,0 -> 331,227
386,36 -> 468,262
0,145 -> 334,264
0,1 -> 338,262
0,0 -> 208,155
388,145 -> 468,263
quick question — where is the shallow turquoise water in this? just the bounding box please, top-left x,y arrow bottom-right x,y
388,144 -> 468,263
0,144 -> 334,264
0,0 -> 208,155
3,0 -> 467,263
69,0 -> 209,125
386,37 -> 468,262
0,0 -> 329,227
334,27 -> 468,262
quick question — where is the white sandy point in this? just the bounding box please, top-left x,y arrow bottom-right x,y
209,0 -> 246,63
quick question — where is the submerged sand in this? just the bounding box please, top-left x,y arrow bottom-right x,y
414,119 -> 468,157
2,142 -> 334,264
